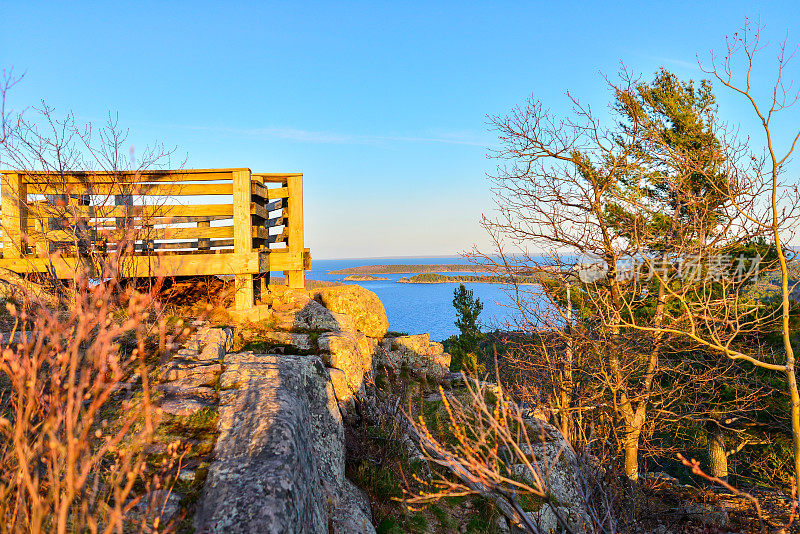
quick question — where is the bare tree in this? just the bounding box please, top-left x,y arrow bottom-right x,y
0,69 -> 24,146
0,103 -> 181,289
594,20 -> 800,484
0,73 -> 191,532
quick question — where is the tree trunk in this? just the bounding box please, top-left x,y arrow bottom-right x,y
707,424 -> 728,480
623,430 -> 641,481
560,281 -> 574,442
786,365 -> 800,485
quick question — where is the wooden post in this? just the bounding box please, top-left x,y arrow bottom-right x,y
254,272 -> 270,303
114,187 -> 133,251
232,169 -> 254,309
285,174 -> 305,289
34,217 -> 48,257
198,220 -> 211,250
1,173 -> 26,259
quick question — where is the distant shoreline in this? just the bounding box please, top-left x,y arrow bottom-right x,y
343,274 -> 390,281
397,273 -> 544,285
330,264 -> 488,275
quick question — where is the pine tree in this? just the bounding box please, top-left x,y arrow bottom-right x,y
448,284 -> 485,373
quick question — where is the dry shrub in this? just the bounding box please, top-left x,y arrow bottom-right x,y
0,268 -> 185,534
407,374 -> 616,533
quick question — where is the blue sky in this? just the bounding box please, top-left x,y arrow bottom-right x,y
2,1 -> 799,258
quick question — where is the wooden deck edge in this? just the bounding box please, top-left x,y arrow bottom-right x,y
0,250 -> 306,279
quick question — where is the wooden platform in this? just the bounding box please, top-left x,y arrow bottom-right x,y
0,168 -> 310,309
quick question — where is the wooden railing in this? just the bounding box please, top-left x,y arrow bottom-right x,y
0,168 -> 310,309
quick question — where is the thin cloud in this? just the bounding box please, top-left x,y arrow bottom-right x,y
648,56 -> 703,72
165,124 -> 490,147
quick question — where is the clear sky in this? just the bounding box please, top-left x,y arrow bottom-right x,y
2,1 -> 799,258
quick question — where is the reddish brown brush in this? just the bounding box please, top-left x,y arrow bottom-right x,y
0,268 -> 186,533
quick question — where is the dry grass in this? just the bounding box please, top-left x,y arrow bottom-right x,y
0,267 -> 189,533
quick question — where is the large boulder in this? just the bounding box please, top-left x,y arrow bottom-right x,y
313,286 -> 389,338
195,353 -> 374,534
184,326 -> 233,361
509,419 -> 592,533
0,269 -> 59,308
293,300 -> 357,333
378,334 -> 451,380
318,331 -> 373,398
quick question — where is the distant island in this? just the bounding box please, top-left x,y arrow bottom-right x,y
397,273 -> 543,285
343,274 -> 390,281
330,264 -> 488,275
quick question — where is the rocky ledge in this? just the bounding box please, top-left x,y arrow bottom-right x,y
152,283 -> 590,533
153,284 -> 455,533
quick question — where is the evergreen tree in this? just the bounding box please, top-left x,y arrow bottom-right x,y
447,284 -> 485,373
453,284 -> 483,341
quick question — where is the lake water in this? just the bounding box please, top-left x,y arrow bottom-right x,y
306,256 -> 524,342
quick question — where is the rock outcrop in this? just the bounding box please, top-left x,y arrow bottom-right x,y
157,326 -> 233,416
318,331 -> 373,399
511,419 -> 593,533
190,286 -> 389,533
377,333 -> 451,380
293,299 -> 358,333
152,283 -> 598,534
194,352 -> 373,533
313,285 -> 389,338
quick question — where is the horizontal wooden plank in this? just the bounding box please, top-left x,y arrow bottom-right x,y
79,239 -> 235,252
0,251 -> 265,277
250,202 -> 269,220
88,215 -> 233,226
265,250 -> 305,271
266,187 -> 290,200
252,203 -> 286,222
28,203 -> 234,219
30,223 -> 280,245
142,215 -> 233,224
5,169 -> 246,183
30,225 -> 236,243
251,182 -> 265,199
266,216 -> 288,228
266,228 -> 289,243
0,248 -> 307,276
251,182 -> 290,200
134,239 -> 234,251
25,183 -> 233,196
251,173 -> 300,184
251,226 -> 270,241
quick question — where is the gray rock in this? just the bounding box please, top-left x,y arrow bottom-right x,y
378,334 -> 451,380
194,353 -> 374,534
293,300 -> 357,333
158,396 -> 214,416
158,384 -> 216,402
128,490 -> 184,528
161,362 -> 222,385
312,285 -> 389,338
195,327 -> 233,361
507,419 -> 592,533
177,468 -> 196,482
318,331 -> 372,396
680,502 -> 729,528
176,348 -> 197,358
262,331 -> 313,351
